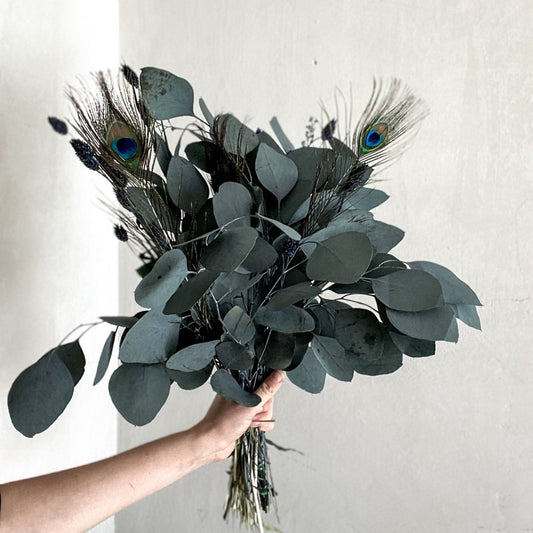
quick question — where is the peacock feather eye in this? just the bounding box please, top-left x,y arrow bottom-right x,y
107,121 -> 141,168
361,122 -> 388,152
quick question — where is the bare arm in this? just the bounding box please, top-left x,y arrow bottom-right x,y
0,370 -> 284,533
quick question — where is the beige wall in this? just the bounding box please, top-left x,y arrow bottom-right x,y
1,1 -> 532,532
0,2 -> 120,532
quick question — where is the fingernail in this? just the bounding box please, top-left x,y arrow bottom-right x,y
274,370 -> 284,382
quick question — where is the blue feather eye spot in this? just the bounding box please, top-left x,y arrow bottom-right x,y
361,122 -> 388,153
365,130 -> 383,148
111,136 -> 138,160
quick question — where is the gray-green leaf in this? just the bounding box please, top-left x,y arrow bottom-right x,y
8,350 -> 74,437
163,269 -> 219,315
386,305 -> 459,342
287,347 -> 326,393
255,306 -> 315,333
200,227 -> 258,272
109,363 -> 171,425
372,269 -> 444,312
409,261 -> 481,306
166,340 -> 218,372
135,249 -> 189,309
210,370 -> 261,407
306,232 -> 373,283
140,67 -> 194,119
311,335 -> 353,381
94,331 -> 116,385
119,308 -> 180,363
213,182 -> 253,228
222,306 -> 256,344
255,143 -> 298,201
215,341 -> 254,371
267,282 -> 322,311
334,308 -> 385,361
167,156 -> 209,215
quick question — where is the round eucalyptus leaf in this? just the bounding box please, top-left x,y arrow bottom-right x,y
254,306 -> 315,333
222,306 -> 256,344
364,253 -> 406,279
343,187 -> 389,211
166,340 -> 218,372
109,363 -> 171,426
334,308 -> 385,361
267,282 -> 322,311
409,261 -> 481,306
119,308 -> 180,364
311,335 -> 353,382
306,231 -> 373,284
386,305 -> 458,342
185,141 -> 220,173
166,363 -> 213,390
287,347 -> 326,394
134,249 -> 189,309
54,341 -> 86,385
163,269 -> 219,316
329,280 -> 373,295
372,269 -> 444,312
452,303 -> 482,330
255,143 -> 298,201
280,147 -> 325,222
389,331 -> 436,358
361,220 -> 404,254
94,330 -> 116,385
100,316 -> 139,328
210,370 -> 261,407
351,335 -> 403,376
216,341 -> 254,371
213,182 -> 253,228
167,156 -> 209,215
307,305 -> 336,337
8,350 -> 74,437
238,237 -> 278,273
255,331 -> 295,370
200,227 -> 258,272
218,114 -> 259,155
140,67 -> 194,119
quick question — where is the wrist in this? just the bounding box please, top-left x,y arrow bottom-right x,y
186,422 -> 234,465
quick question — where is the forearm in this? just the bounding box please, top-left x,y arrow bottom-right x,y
0,426 -> 218,533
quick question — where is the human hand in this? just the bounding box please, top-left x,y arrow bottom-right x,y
194,370 -> 285,462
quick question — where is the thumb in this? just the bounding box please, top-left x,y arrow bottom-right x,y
254,370 -> 285,407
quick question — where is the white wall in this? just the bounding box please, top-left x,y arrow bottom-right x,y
115,1 -> 533,532
0,2 -> 120,532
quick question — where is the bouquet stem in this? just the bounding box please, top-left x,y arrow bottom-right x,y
224,427 -> 276,531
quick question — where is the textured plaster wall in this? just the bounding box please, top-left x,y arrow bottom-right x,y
116,1 -> 533,533
0,2 -> 119,532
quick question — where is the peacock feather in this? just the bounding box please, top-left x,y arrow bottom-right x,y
65,68 -> 179,260
352,78 -> 428,169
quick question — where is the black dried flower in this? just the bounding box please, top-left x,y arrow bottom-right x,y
70,139 -> 99,170
121,64 -> 139,88
283,238 -> 300,258
98,157 -> 128,187
113,224 -> 128,242
48,116 -> 68,135
114,187 -> 132,210
321,119 -> 336,141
